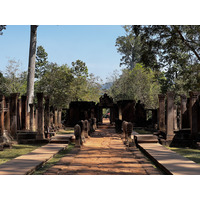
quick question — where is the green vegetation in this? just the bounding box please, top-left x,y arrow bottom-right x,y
0,143 -> 43,165
0,46 -> 103,109
112,25 -> 200,104
32,144 -> 74,175
108,63 -> 162,108
169,147 -> 200,164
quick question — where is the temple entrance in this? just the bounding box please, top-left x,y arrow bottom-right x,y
97,94 -> 118,125
102,108 -> 110,124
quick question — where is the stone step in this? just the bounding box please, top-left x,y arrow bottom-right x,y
134,134 -> 158,144
50,134 -> 73,144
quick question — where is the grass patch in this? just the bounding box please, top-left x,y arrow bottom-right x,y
168,147 -> 200,164
32,144 -> 74,175
57,128 -> 74,135
0,143 -> 43,165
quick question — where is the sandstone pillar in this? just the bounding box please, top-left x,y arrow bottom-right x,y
44,96 -> 50,129
158,94 -> 165,132
29,104 -> 34,131
5,101 -> 10,133
180,95 -> 188,129
36,93 -> 44,140
21,95 -> 28,130
166,92 -> 174,140
17,98 -> 21,130
189,92 -> 199,140
10,93 -> 19,139
0,95 -> 5,140
35,108 -> 38,131
58,109 -> 62,128
174,105 -> 178,130
54,109 -> 58,127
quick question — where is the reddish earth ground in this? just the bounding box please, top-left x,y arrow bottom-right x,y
44,119 -> 162,175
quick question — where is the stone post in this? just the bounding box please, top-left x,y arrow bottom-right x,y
54,109 -> 58,127
5,101 -> 10,133
36,93 -> 44,140
158,94 -> 165,132
0,95 -> 5,141
189,92 -> 199,140
180,95 -> 188,129
174,105 -> 178,130
10,93 -> 19,138
74,124 -> 82,147
44,96 -> 50,129
35,108 -> 38,131
17,98 -> 21,130
29,104 -> 34,131
21,95 -> 28,130
166,91 -> 174,140
57,109 -> 62,128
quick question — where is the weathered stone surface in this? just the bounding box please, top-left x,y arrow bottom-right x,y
74,124 -> 81,147
158,94 -> 165,133
189,92 -> 199,139
10,93 -> 19,139
36,93 -> 44,140
166,92 -> 174,140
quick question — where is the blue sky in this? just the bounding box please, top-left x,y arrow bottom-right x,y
0,25 -> 126,82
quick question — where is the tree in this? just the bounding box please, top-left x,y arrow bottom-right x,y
0,25 -> 6,35
0,59 -> 27,95
27,25 -> 38,111
116,25 -> 200,95
35,45 -> 48,79
35,63 -> 74,108
108,64 -> 163,109
82,73 -> 103,102
70,60 -> 88,101
116,25 -> 159,70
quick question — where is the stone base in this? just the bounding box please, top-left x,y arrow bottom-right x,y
36,134 -> 45,140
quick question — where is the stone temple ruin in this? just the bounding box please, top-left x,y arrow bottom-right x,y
0,92 -> 62,150
1,91 -> 200,151
67,92 -> 200,148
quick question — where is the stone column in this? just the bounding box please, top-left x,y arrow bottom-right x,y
158,94 -> 165,132
58,109 -> 62,128
29,104 -> 34,131
36,93 -> 44,140
54,109 -> 58,127
21,95 -> 28,130
44,96 -> 50,129
180,95 -> 188,129
10,93 -> 19,139
189,92 -> 199,140
0,95 -> 5,141
35,108 -> 38,131
174,105 -> 178,130
17,98 -> 21,130
5,101 -> 10,133
166,92 -> 174,140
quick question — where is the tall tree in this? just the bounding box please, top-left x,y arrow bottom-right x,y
35,45 -> 48,79
27,25 -> 38,111
0,25 -> 6,35
71,60 -> 88,101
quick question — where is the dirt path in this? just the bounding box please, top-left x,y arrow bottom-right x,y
44,124 -> 161,175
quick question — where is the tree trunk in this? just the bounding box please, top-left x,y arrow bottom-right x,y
27,25 -> 38,112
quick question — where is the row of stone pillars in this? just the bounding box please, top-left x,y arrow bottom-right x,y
158,91 -> 200,141
0,92 -> 62,141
